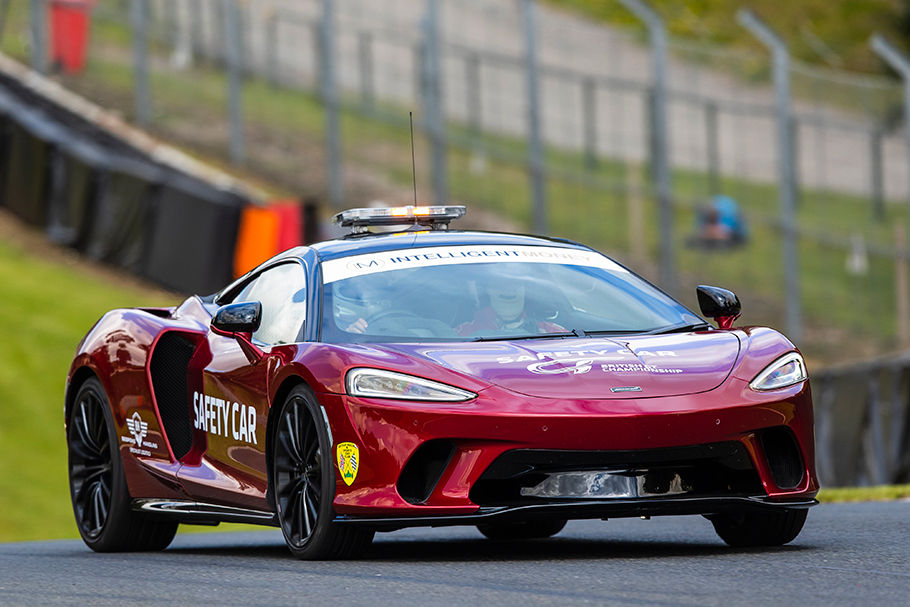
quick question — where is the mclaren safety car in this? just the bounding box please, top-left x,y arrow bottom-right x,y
66,205 -> 817,559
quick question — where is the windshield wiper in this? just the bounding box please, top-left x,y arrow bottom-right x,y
582,329 -> 650,337
652,322 -> 711,334
472,331 -> 578,342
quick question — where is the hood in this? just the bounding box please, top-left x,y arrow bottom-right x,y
388,333 -> 741,399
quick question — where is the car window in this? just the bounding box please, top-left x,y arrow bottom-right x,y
235,262 -> 307,345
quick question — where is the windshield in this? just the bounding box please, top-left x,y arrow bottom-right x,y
319,245 -> 702,343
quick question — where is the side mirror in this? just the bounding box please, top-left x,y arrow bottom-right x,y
696,285 -> 741,330
212,301 -> 262,334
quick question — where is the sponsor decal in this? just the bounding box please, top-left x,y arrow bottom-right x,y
322,245 -> 629,284
495,349 -> 677,364
611,386 -> 643,393
337,442 -> 359,486
346,257 -> 385,272
121,412 -> 158,457
192,391 -> 258,445
524,356 -> 683,376
127,412 -> 148,447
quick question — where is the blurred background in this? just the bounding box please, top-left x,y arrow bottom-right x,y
2,0 -> 910,541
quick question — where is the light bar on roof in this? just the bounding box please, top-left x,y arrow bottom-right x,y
332,205 -> 466,230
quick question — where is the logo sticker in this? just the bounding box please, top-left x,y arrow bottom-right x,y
126,412 -> 148,447
121,412 -> 158,456
337,442 -> 360,486
611,386 -> 643,393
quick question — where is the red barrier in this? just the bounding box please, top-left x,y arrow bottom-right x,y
50,0 -> 94,74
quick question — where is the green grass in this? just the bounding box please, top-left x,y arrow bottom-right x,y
818,484 -> 910,503
0,234 -> 177,542
545,0 -> 908,73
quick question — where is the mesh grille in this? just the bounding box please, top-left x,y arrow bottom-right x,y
149,332 -> 196,460
397,441 -> 456,504
761,427 -> 805,489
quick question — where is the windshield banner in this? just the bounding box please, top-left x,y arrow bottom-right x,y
322,245 -> 628,284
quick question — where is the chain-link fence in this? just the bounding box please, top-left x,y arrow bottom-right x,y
19,0 -> 910,362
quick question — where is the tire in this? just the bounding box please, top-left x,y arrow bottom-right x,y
477,519 -> 567,541
709,509 -> 808,547
272,385 -> 374,560
67,377 -> 178,552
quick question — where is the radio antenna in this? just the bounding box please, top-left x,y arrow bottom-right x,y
409,112 -> 418,206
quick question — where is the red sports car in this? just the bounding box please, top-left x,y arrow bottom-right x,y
66,206 -> 817,559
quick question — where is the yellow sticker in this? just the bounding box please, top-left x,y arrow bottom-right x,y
336,442 -> 359,486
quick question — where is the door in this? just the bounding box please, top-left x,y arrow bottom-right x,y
178,261 -> 309,510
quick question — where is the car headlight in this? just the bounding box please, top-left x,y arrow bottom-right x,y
749,352 -> 808,391
345,368 -> 476,402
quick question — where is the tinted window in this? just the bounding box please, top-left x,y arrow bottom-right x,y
235,262 -> 307,345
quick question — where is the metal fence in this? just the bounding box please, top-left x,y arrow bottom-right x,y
23,0 -> 910,363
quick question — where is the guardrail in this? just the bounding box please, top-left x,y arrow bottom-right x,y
812,356 -> 910,487
0,52 -> 314,294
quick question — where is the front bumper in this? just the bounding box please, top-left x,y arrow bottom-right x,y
322,377 -> 818,519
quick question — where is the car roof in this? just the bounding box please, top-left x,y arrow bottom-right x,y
306,229 -> 594,263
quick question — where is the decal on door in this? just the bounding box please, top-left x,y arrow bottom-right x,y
337,442 -> 360,486
193,392 -> 258,445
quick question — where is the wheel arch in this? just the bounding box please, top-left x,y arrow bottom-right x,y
65,366 -> 101,428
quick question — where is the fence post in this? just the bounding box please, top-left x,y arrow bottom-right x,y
29,0 -> 47,74
617,0 -> 675,294
224,0 -> 245,165
422,0 -> 447,205
522,0 -> 546,235
871,35 -> 910,248
465,53 -> 482,131
129,0 -> 152,127
358,31 -> 375,110
705,101 -> 720,195
582,78 -> 598,171
738,9 -> 802,344
871,127 -> 885,221
321,0 -> 343,207
896,224 -> 910,349
265,8 -> 279,88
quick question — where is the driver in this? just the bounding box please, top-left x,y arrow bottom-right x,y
455,268 -> 565,336
338,274 -> 394,334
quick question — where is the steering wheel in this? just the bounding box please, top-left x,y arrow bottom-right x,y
368,309 -> 420,323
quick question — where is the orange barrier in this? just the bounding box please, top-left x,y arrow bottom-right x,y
232,202 -> 307,278
233,206 -> 280,278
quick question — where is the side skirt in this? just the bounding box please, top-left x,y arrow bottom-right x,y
132,499 -> 279,527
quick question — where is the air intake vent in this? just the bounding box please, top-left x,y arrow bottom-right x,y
149,332 -> 196,460
397,441 -> 457,504
761,427 -> 805,489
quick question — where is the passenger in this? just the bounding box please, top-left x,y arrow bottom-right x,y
455,274 -> 565,336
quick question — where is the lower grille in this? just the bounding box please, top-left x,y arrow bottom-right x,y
470,442 -> 763,506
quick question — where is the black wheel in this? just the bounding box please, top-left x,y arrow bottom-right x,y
67,377 -> 177,552
477,519 -> 567,540
709,509 -> 808,547
273,385 -> 374,560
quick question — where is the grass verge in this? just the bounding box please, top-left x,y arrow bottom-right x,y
817,484 -> 910,503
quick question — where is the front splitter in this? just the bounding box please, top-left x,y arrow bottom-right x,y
333,495 -> 818,530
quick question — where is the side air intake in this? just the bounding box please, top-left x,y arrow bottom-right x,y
397,441 -> 457,504
149,332 -> 196,460
761,427 -> 805,489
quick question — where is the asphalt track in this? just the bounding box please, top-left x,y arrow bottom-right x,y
1,501 -> 907,606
